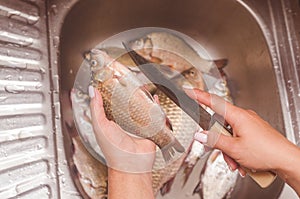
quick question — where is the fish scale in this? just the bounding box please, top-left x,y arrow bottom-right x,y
88,49 -> 185,163
101,72 -> 165,138
151,90 -> 200,193
100,46 -> 205,194
71,31 -> 232,198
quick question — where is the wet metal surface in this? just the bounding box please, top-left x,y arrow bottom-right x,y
0,0 -> 299,198
0,0 -> 59,198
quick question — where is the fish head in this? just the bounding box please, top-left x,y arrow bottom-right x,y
85,49 -> 113,83
129,37 -> 153,56
85,49 -> 106,70
184,68 -> 203,82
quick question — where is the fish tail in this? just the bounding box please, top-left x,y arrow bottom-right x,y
161,138 -> 185,162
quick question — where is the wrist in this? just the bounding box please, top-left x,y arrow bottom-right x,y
275,143 -> 300,182
108,167 -> 152,181
108,168 -> 154,199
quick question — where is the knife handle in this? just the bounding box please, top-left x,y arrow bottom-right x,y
209,121 -> 277,188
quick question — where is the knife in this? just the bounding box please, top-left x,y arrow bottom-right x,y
122,42 -> 276,188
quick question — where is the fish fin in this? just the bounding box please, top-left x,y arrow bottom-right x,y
149,55 -> 163,64
213,58 -> 228,70
161,146 -> 174,162
165,117 -> 173,131
160,177 -> 175,196
193,170 -> 205,196
161,139 -> 185,162
180,142 -> 199,187
83,51 -> 91,61
193,180 -> 202,196
173,138 -> 185,153
182,164 -> 196,187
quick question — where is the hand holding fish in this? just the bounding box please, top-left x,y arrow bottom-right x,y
89,86 -> 156,199
86,49 -> 185,164
89,86 -> 156,173
186,89 -> 300,196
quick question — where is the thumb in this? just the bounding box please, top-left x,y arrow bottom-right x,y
89,85 -> 109,128
194,130 -> 236,155
89,85 -> 128,145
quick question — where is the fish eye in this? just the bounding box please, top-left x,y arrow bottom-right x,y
91,60 -> 97,66
135,39 -> 144,48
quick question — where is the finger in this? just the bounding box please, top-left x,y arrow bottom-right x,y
184,88 -> 212,107
222,153 -> 238,171
89,86 -> 109,127
238,167 -> 247,178
184,89 -> 243,126
89,86 -> 129,153
194,130 -> 237,156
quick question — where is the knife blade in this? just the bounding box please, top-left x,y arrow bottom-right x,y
122,42 -> 277,188
122,42 -> 225,130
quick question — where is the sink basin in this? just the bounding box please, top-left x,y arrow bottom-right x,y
58,0 -> 286,198
0,0 -> 298,198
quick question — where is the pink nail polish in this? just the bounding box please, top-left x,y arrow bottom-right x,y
239,171 -> 246,178
88,85 -> 95,98
194,132 -> 208,143
228,165 -> 234,172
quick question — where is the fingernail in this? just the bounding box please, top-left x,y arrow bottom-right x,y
239,171 -> 246,178
88,85 -> 95,98
194,132 -> 208,143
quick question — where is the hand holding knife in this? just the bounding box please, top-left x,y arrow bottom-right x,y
122,42 -> 276,188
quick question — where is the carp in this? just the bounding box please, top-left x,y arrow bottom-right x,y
85,49 -> 185,162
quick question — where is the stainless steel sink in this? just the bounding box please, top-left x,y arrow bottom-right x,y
0,0 -> 299,198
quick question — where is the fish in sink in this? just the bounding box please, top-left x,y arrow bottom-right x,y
68,84 -> 200,198
174,67 -> 207,91
193,150 -> 238,199
69,36 -> 232,198
85,49 -> 185,162
128,31 -> 228,74
61,90 -> 108,199
103,47 -> 206,91
91,47 -> 204,195
70,127 -> 108,199
150,89 -> 203,195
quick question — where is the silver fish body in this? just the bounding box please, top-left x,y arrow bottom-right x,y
70,32 -> 233,198
86,49 -> 185,162
129,32 -> 215,74
93,48 -> 203,194
61,90 -> 108,199
151,89 -> 201,194
194,150 -> 238,199
72,134 -> 108,199
100,47 -> 206,195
